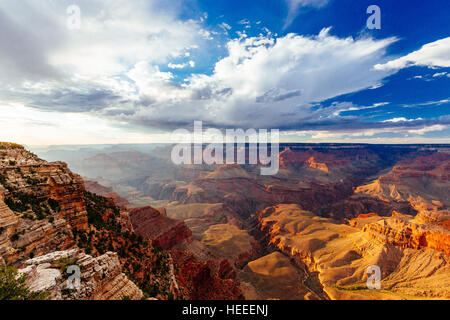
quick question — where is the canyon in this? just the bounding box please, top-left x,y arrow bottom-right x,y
1,142 -> 449,299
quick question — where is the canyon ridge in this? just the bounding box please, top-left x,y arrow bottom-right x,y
1,142 -> 449,300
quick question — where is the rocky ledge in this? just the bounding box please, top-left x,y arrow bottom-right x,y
18,249 -> 143,300
129,206 -> 192,249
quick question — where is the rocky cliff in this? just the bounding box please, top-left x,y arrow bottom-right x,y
0,144 -> 88,230
18,249 -> 143,300
254,204 -> 450,299
84,179 -> 129,207
10,142 -> 448,300
362,216 -> 450,255
0,142 -> 244,300
129,206 -> 192,250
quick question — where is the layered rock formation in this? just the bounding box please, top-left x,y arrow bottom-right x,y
172,250 -> 245,300
362,216 -> 450,255
0,187 -> 18,228
18,249 -> 143,300
353,151 -> 450,222
129,206 -> 192,250
254,204 -> 450,299
84,179 -> 129,207
0,146 -> 88,231
19,142 -> 449,300
1,143 -> 244,300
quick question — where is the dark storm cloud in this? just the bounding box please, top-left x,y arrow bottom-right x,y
2,86 -> 124,113
271,114 -> 450,132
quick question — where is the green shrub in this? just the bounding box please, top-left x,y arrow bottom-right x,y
0,266 -> 50,300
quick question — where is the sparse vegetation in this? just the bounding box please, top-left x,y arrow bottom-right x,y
56,257 -> 79,278
0,142 -> 24,150
84,191 -> 121,232
332,283 -> 372,291
0,172 -> 7,186
3,191 -> 59,221
0,265 -> 50,300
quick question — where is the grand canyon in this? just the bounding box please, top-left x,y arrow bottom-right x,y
1,0 -> 449,306
1,142 -> 448,300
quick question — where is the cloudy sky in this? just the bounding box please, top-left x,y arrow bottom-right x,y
0,0 -> 449,145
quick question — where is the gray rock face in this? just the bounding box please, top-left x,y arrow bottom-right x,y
19,249 -> 143,300
19,265 -> 62,292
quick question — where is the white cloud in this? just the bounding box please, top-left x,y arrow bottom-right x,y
330,102 -> 389,116
282,122 -> 449,141
168,61 -> 195,69
199,29 -> 214,40
375,37 -> 450,71
0,0 -> 208,83
3,2 -> 446,145
383,117 -> 422,123
369,83 -> 384,89
433,72 -> 447,77
0,103 -> 168,145
219,22 -> 232,32
120,28 -> 398,130
168,63 -> 186,69
284,0 -> 329,29
408,124 -> 447,135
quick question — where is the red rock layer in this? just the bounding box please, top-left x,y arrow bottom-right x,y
84,179 -> 129,207
129,206 -> 192,250
363,219 -> 450,256
1,162 -> 89,230
172,250 -> 244,300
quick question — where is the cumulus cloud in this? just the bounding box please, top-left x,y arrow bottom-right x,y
0,0 -> 211,120
168,61 -> 196,69
0,0 -> 207,85
3,24 -> 405,132
114,28 -> 398,130
1,1 -> 448,144
375,37 -> 450,71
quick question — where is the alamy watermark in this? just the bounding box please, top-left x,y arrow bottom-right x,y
67,4 -> 81,30
66,265 -> 81,290
366,265 -> 381,289
171,121 -> 279,175
367,5 -> 381,30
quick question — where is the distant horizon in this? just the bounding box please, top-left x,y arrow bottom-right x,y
23,141 -> 450,149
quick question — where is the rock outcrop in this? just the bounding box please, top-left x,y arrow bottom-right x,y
5,142 -> 448,300
254,204 -> 450,300
18,249 -> 143,300
1,142 -> 247,300
363,217 -> 450,255
129,206 -> 192,249
84,179 -> 129,207
0,149 -> 88,230
0,189 -> 18,228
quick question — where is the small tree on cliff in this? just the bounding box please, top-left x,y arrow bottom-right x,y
0,265 -> 49,300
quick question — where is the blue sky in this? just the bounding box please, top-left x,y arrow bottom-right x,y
0,0 -> 448,144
